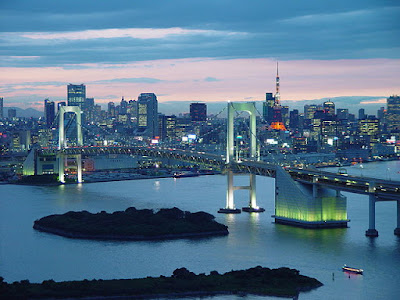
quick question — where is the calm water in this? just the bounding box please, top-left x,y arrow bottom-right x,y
1,161 -> 400,299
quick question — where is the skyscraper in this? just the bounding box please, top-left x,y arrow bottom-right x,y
44,99 -> 55,128
137,93 -> 158,138
262,93 -> 275,123
190,102 -> 207,122
358,108 -> 366,120
67,84 -> 86,107
386,95 -> 400,131
0,97 -> 3,119
304,104 -> 317,120
8,108 -> 16,119
336,108 -> 349,120
323,100 -> 335,116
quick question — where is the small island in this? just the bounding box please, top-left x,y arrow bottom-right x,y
33,207 -> 229,240
0,266 -> 323,299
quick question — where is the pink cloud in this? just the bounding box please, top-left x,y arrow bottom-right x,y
20,27 -> 244,40
1,58 -> 399,108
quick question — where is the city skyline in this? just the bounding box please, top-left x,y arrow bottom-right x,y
0,1 -> 399,111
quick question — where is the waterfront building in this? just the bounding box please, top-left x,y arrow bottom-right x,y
137,93 -> 158,138
359,117 -> 380,140
386,95 -> 400,132
44,99 -> 55,128
190,102 -> 207,122
67,84 -> 86,107
166,115 -> 177,141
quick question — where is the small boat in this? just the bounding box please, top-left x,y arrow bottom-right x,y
173,171 -> 199,178
342,265 -> 363,274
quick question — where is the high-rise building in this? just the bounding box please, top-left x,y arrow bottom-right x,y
84,98 -> 95,123
57,102 -> 66,112
386,95 -> 400,131
336,108 -> 349,120
377,107 -> 386,122
323,100 -> 335,116
8,108 -> 16,119
304,104 -> 317,120
166,115 -> 177,140
0,97 -> 3,119
262,93 -> 275,123
67,84 -> 86,107
119,97 -> 128,114
289,109 -> 299,129
108,102 -> 116,118
137,93 -> 158,138
358,108 -> 366,120
44,99 -> 55,128
359,118 -> 379,137
190,102 -> 207,122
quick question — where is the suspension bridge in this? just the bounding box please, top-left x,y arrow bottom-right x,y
25,102 -> 400,237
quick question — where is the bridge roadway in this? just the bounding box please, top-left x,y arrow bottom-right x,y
38,146 -> 400,200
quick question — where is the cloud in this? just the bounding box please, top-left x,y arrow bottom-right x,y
20,27 -> 245,41
1,1 -> 399,68
91,77 -> 164,84
204,77 -> 221,82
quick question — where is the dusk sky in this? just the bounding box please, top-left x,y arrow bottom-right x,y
1,0 -> 399,114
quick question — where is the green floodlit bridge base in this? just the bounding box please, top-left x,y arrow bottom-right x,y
273,216 -> 349,229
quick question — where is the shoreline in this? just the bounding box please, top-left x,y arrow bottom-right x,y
0,266 -> 323,299
33,223 -> 229,241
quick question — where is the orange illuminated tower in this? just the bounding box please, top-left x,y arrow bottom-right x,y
270,62 -> 286,131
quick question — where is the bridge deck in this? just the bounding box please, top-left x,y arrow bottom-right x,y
37,146 -> 400,200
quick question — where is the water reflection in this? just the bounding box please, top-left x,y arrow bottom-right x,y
274,223 -> 346,245
154,180 -> 161,191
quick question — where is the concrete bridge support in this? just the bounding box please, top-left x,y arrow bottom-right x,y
273,167 -> 348,228
220,102 -> 264,213
218,170 -> 264,214
394,200 -> 400,236
366,195 -> 379,237
58,153 -> 65,183
58,106 -> 83,183
58,154 -> 83,184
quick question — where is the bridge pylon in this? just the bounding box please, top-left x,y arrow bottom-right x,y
219,102 -> 265,214
58,106 -> 83,184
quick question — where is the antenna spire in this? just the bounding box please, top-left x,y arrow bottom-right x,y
275,61 -> 280,105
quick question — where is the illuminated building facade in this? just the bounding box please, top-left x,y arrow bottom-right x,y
262,92 -> 275,123
137,93 -> 158,138
304,104 -> 317,120
323,100 -> 335,116
67,84 -> 86,107
274,167 -> 348,227
386,95 -> 400,131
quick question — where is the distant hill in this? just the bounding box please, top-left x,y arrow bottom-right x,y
3,107 -> 43,118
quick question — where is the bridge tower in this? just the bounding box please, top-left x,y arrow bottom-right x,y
58,106 -> 83,184
219,102 -> 264,214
